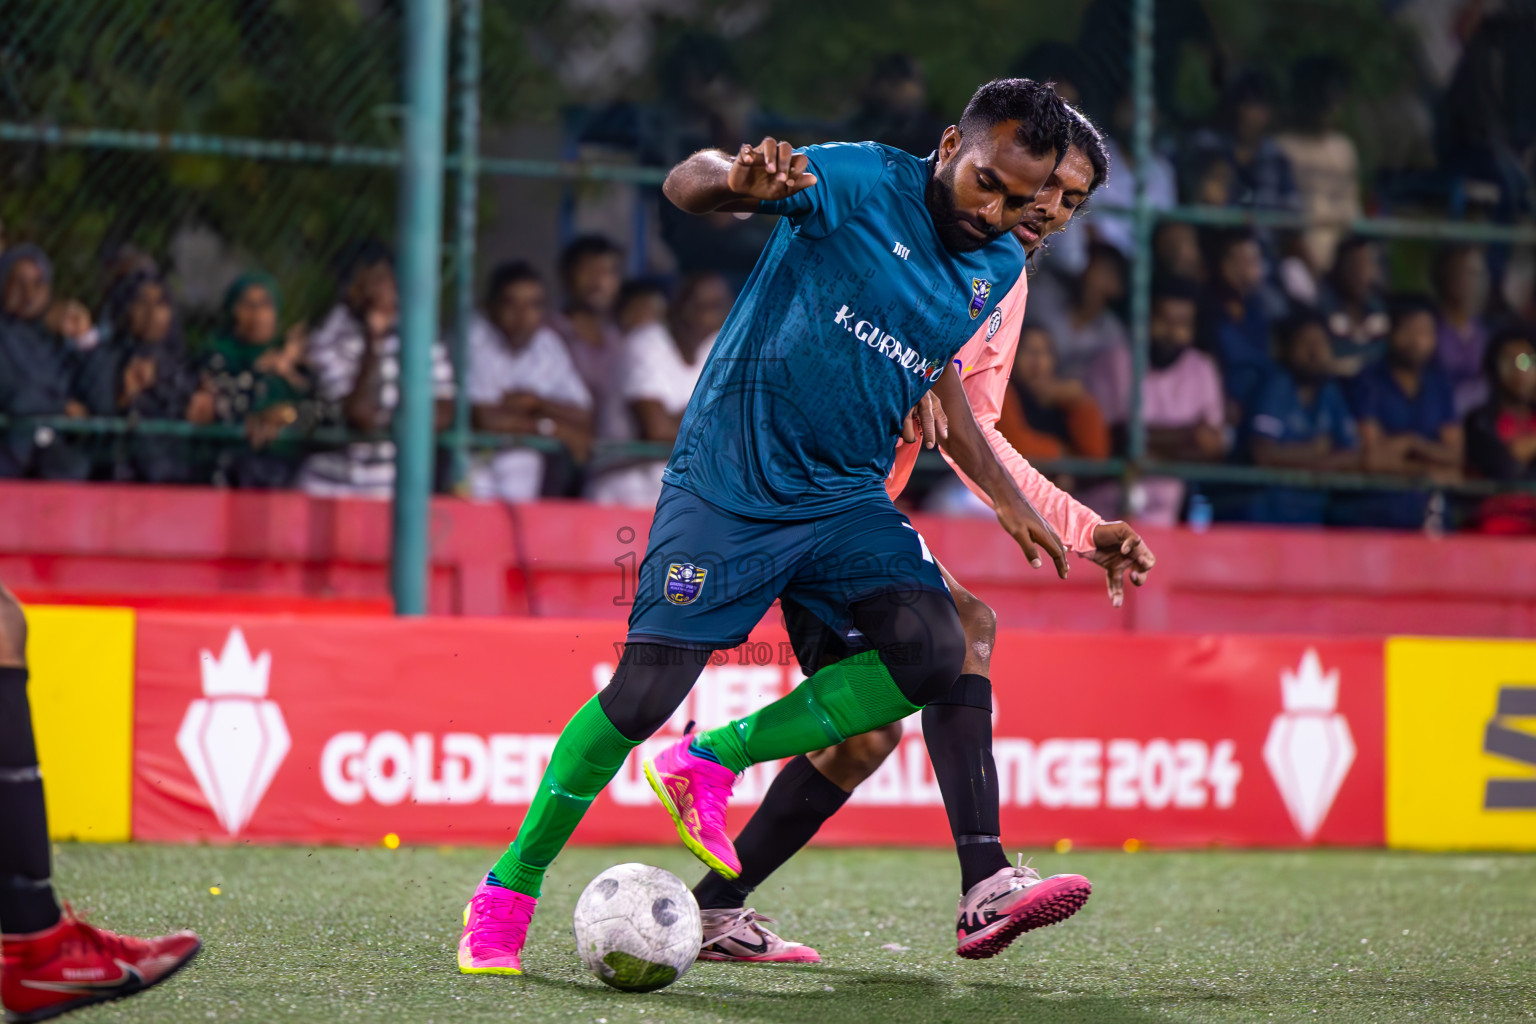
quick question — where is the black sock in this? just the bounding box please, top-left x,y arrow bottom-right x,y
955,835 -> 1010,893
693,754 -> 850,910
0,667 -> 61,935
924,674 -> 1010,893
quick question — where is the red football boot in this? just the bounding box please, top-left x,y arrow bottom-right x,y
1,905 -> 200,1023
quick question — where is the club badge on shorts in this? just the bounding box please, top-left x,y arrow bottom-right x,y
664,562 -> 708,606
968,278 -> 991,319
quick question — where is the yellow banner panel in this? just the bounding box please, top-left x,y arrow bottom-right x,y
1386,637 -> 1536,850
26,605 -> 136,842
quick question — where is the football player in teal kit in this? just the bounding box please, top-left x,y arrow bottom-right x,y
458,79 -> 1073,976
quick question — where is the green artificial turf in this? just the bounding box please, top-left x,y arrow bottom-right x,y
39,844 -> 1535,1023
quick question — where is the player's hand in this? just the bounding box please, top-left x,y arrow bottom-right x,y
995,493 -> 1070,579
1087,521 -> 1156,608
727,137 -> 817,203
900,392 -> 948,449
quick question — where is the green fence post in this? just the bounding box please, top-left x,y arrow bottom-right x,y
391,0 -> 449,616
1127,0 -> 1156,466
450,0 -> 481,489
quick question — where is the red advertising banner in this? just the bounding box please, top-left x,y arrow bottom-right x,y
132,613 -> 1384,848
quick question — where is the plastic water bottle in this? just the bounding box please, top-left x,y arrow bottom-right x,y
1187,492 -> 1213,534
1424,490 -> 1446,538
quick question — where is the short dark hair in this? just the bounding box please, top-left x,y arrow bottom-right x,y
1206,228 -> 1259,270
1276,309 -> 1330,352
1334,234 -> 1374,263
958,78 -> 1070,161
485,260 -> 543,308
1065,105 -> 1109,195
1152,274 -> 1202,306
617,277 -> 669,309
1432,243 -> 1483,291
558,234 -> 622,280
334,238 -> 394,284
1388,293 -> 1438,332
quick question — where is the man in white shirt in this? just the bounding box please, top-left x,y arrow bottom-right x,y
586,272 -> 731,506
467,262 -> 593,503
296,243 -> 455,498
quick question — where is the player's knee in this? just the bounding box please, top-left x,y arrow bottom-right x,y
821,723 -> 903,785
961,603 -> 996,674
956,593 -> 997,653
0,585 -> 27,668
853,721 -> 904,763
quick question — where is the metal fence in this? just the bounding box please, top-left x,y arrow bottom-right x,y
2,0 -> 1534,612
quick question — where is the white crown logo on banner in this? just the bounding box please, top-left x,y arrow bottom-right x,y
1263,648 -> 1355,840
176,628 -> 290,836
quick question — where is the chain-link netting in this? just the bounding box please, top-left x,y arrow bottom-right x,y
0,0 -> 404,326
2,0 -> 1536,528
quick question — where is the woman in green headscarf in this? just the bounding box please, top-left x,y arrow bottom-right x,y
201,272 -> 316,487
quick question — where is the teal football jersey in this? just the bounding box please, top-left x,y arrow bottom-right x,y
663,142 -> 1025,519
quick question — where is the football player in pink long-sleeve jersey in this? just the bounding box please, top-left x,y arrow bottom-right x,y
690,110 -> 1157,965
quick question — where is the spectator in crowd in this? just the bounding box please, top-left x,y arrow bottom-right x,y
1465,326 -> 1536,533
97,271 -> 214,483
615,279 -> 669,335
94,244 -> 158,347
466,261 -> 593,503
1245,311 -> 1360,523
1190,71 -> 1298,212
1199,230 -> 1274,417
1087,276 -> 1226,525
202,273 -> 316,488
1027,241 -> 1129,381
1154,221 -> 1205,285
846,54 -> 948,157
1182,149 -> 1235,206
296,242 -> 454,499
1275,56 -> 1362,278
998,324 -> 1111,466
548,236 -> 628,447
1433,244 -> 1493,415
1087,94 -> 1179,258
652,36 -> 776,289
587,272 -> 731,507
1465,326 -> 1536,482
0,245 -> 97,480
1318,235 -> 1390,375
1340,295 -> 1462,528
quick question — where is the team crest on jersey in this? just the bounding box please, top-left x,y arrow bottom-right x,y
664,563 -> 708,605
968,278 -> 991,319
985,308 -> 1004,340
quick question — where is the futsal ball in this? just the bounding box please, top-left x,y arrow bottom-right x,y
572,863 -> 702,992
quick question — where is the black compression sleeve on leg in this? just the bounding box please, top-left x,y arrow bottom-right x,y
848,588 -> 966,707
597,643 -> 713,742
693,754 -> 850,910
0,666 -> 61,934
923,674 -> 1010,892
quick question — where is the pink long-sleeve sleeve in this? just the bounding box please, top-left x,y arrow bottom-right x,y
886,268 -> 1104,554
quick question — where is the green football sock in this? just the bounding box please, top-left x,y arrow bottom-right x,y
489,696 -> 638,898
695,649 -> 919,774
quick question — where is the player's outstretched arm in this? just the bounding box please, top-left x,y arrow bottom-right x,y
929,370 -> 1069,578
662,138 -> 818,215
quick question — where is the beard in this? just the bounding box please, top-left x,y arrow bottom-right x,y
1149,339 -> 1185,370
927,161 -> 1006,254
